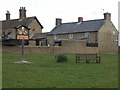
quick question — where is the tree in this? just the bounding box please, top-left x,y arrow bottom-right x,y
1,32 -> 11,39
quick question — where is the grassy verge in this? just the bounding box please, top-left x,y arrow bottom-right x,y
2,53 -> 118,88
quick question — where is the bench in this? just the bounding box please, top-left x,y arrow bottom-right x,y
75,54 -> 100,63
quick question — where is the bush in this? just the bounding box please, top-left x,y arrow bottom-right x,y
56,54 -> 68,63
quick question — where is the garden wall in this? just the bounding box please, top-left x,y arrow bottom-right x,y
2,46 -> 98,54
2,40 -> 98,54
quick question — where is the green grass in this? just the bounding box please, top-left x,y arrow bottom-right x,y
2,53 -> 118,88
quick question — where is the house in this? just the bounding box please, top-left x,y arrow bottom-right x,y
1,7 -> 43,45
29,32 -> 48,46
48,12 -> 119,54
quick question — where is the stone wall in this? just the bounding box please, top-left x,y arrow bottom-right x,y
48,32 -> 98,45
2,40 -> 98,54
2,39 -> 118,54
2,46 -> 98,54
98,20 -> 118,54
29,19 -> 42,37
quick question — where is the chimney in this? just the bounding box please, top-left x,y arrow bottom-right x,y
104,12 -> 111,21
6,11 -> 10,20
78,17 -> 83,22
56,18 -> 62,25
19,7 -> 26,19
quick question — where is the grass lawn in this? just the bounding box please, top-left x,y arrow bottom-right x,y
2,53 -> 118,88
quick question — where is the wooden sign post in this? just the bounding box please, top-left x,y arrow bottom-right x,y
14,25 -> 30,63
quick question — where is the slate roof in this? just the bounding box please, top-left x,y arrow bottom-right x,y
30,32 -> 48,39
2,16 -> 43,30
49,19 -> 105,35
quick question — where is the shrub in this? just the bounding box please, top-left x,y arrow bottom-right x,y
56,54 -> 68,63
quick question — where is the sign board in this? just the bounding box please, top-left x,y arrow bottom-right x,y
16,27 -> 29,40
17,35 -> 28,39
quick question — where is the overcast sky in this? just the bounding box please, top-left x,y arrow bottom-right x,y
0,0 -> 119,32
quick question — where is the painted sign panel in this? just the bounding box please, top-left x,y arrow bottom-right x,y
17,35 -> 28,39
17,27 -> 29,40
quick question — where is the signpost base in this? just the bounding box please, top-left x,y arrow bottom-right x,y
14,60 -> 31,64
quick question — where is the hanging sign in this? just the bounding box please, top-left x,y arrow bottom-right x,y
17,27 -> 29,40
17,35 -> 28,39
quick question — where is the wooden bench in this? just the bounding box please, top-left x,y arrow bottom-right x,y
75,54 -> 100,63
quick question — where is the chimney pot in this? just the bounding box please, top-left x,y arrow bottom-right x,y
78,17 -> 83,22
56,18 -> 62,25
104,12 -> 111,21
19,7 -> 26,19
6,11 -> 10,20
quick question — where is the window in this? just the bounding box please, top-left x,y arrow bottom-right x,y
54,35 -> 58,40
113,31 -> 116,36
32,29 -> 35,31
68,34 -> 73,39
85,32 -> 90,38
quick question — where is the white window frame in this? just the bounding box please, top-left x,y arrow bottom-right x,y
54,35 -> 58,40
68,34 -> 73,39
85,32 -> 90,38
112,31 -> 116,36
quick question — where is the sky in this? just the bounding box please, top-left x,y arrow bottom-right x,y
0,0 -> 120,45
